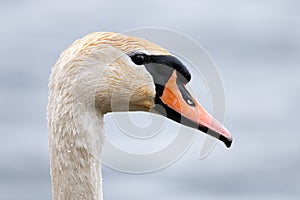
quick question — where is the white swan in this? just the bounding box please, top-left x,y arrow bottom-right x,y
47,32 -> 232,200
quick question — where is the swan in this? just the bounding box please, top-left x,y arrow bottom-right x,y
47,32 -> 232,200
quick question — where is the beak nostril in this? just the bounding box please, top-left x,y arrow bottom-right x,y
187,99 -> 193,105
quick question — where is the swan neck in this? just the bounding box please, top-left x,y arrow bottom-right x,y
48,103 -> 104,200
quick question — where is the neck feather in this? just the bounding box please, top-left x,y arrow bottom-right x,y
47,38 -> 157,200
49,101 -> 103,200
48,87 -> 105,200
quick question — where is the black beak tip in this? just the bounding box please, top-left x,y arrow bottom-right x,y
219,135 -> 233,148
205,128 -> 233,148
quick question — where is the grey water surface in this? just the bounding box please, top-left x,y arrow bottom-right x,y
0,0 -> 299,200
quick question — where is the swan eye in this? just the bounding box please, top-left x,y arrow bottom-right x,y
131,53 -> 146,65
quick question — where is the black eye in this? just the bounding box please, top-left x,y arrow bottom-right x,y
131,53 -> 146,65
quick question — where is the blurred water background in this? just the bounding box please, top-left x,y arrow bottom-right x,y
0,0 -> 299,199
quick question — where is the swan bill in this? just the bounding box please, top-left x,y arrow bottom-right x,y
129,53 -> 232,148
157,71 -> 232,148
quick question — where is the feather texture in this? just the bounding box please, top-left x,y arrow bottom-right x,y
47,32 -> 170,200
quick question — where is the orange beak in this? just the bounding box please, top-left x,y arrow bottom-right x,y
158,71 -> 232,148
129,52 -> 232,147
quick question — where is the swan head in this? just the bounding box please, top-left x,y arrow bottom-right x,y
51,32 -> 232,147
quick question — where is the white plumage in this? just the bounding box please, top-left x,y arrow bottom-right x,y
47,32 -> 232,200
47,32 -> 170,200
